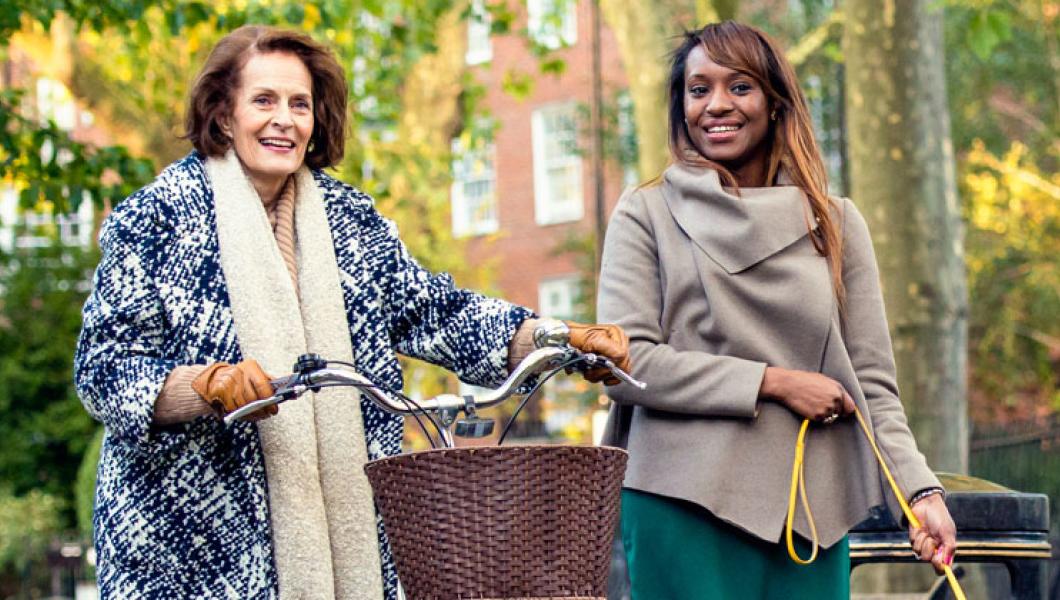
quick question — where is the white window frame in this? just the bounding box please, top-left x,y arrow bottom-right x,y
527,0 -> 577,50
531,102 -> 583,225
0,186 -> 17,253
0,185 -> 94,252
450,138 -> 499,237
537,275 -> 581,321
465,0 -> 492,65
36,77 -> 77,131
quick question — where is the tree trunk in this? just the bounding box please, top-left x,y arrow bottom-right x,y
844,3 -> 969,591
599,0 -> 693,181
843,0 -> 968,474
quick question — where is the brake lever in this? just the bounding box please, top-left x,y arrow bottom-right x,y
575,353 -> 647,389
223,375 -> 306,426
223,392 -> 291,426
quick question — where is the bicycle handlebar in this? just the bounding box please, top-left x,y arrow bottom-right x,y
223,344 -> 645,426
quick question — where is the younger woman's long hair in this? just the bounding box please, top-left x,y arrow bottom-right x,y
666,21 -> 845,308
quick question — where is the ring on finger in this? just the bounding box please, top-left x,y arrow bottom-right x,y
822,411 -> 839,425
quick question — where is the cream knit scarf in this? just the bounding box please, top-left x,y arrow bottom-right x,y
207,150 -> 384,599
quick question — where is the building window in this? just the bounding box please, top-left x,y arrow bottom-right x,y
0,185 -> 94,252
616,90 -> 640,189
528,0 -> 577,49
0,186 -> 17,253
466,0 -> 492,65
36,77 -> 77,131
537,274 -> 586,439
450,137 -> 498,237
531,102 -> 583,225
538,275 -> 581,321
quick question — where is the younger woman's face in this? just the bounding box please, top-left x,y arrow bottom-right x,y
683,45 -> 771,185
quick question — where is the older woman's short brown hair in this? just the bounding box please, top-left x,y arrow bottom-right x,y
184,25 -> 347,169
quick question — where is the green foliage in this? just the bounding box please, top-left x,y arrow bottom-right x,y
501,68 -> 536,100
0,242 -> 99,522
0,90 -> 156,214
944,0 -> 1058,159
483,0 -> 517,35
966,9 -> 1013,59
0,489 -> 63,573
0,0 -> 184,40
942,0 -> 1059,419
75,427 -> 102,540
962,141 -> 1060,418
538,57 -> 567,75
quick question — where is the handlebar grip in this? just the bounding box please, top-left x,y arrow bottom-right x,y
610,367 -> 647,389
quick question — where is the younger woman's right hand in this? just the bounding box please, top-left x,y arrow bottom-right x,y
759,367 -> 856,423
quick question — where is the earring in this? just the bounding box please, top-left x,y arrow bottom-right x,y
770,109 -> 778,121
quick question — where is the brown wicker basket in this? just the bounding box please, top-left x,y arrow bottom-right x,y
363,445 -> 628,600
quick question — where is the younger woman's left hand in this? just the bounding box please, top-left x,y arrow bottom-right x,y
908,492 -> 957,574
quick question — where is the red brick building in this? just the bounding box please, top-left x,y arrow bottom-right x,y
452,0 -> 634,321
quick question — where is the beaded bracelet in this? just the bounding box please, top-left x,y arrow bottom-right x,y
909,486 -> 945,507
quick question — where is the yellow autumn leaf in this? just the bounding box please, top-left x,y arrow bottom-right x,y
303,4 -> 322,30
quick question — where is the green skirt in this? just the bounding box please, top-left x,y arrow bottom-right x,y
621,488 -> 850,600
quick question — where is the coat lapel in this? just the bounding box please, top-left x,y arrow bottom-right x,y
660,163 -> 834,373
662,164 -> 816,274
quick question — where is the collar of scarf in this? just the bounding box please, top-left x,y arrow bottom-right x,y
661,163 -> 817,274
207,150 -> 383,600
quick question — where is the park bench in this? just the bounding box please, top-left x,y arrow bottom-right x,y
849,473 -> 1052,599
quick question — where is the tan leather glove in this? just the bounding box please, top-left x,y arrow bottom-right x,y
564,321 -> 632,386
191,359 -> 277,420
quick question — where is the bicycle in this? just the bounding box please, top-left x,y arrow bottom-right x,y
226,319 -> 645,600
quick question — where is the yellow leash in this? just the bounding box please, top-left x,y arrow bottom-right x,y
785,407 -> 967,599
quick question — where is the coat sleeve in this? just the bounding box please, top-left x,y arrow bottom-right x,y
839,198 -> 941,498
597,189 -> 767,418
74,202 -> 189,457
363,207 -> 535,389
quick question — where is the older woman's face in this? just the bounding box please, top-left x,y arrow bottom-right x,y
223,52 -> 314,196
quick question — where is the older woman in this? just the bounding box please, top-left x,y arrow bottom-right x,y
598,22 -> 955,598
75,26 -> 629,600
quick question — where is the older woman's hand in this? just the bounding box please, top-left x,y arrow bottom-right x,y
192,359 -> 277,420
565,321 -> 632,385
908,491 -> 957,574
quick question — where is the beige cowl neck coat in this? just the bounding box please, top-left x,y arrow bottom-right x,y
598,163 -> 941,548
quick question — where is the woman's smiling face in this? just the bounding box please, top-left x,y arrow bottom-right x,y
683,45 -> 771,184
223,51 -> 314,198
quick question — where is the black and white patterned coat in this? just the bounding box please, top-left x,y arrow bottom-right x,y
75,153 -> 532,599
